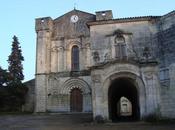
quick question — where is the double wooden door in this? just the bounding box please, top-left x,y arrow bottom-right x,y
70,88 -> 83,112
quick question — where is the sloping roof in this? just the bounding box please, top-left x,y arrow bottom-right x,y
52,9 -> 175,26
24,79 -> 35,86
160,10 -> 175,19
87,16 -> 160,26
87,10 -> 175,26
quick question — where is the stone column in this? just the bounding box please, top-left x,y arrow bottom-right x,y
83,93 -> 92,112
85,43 -> 91,68
57,47 -> 64,72
35,17 -> 52,74
35,17 -> 53,112
51,46 -> 58,72
35,75 -> 47,112
91,74 -> 108,120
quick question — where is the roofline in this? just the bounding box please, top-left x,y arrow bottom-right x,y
74,9 -> 95,16
95,10 -> 112,13
161,10 -> 175,20
23,78 -> 35,84
87,16 -> 160,26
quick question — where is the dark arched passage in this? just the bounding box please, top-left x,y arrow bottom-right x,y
108,78 -> 140,122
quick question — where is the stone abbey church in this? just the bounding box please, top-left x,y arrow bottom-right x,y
24,9 -> 175,121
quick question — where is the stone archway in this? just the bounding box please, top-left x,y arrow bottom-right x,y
108,77 -> 140,121
91,62 -> 159,121
102,72 -> 147,121
60,78 -> 92,112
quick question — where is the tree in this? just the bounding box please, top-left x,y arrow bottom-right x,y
7,36 -> 24,86
0,66 -> 8,87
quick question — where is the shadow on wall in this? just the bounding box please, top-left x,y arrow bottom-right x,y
23,79 -> 35,112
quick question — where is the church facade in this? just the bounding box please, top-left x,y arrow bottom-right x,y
34,9 -> 175,121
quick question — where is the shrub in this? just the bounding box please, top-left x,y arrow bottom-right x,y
0,85 -> 28,112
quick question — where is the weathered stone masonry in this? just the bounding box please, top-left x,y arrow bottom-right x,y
24,9 -> 175,121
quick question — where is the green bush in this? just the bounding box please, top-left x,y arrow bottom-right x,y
0,85 -> 28,112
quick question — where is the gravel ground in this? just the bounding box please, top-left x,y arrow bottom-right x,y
0,113 -> 175,130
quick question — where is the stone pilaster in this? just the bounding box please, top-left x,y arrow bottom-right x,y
35,75 -> 47,112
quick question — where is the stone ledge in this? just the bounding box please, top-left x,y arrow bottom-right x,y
36,70 -> 91,77
90,58 -> 158,70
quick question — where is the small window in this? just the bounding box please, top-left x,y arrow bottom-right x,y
160,68 -> 169,81
71,45 -> 79,71
102,12 -> 106,16
41,19 -> 44,23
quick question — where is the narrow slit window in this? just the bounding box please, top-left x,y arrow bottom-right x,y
71,45 -> 79,71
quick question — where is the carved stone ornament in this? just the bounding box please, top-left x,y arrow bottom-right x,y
53,90 -> 58,96
104,52 -> 111,61
144,71 -> 154,80
57,46 -> 64,52
143,46 -> 152,60
85,43 -> 90,48
93,51 -> 100,63
48,74 -> 60,81
51,46 -> 58,52
92,74 -> 101,83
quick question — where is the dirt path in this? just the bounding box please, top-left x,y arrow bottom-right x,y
0,113 -> 174,130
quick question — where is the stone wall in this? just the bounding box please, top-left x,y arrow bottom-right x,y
91,61 -> 160,120
34,10 -> 94,113
46,73 -> 92,112
33,9 -> 175,119
156,11 -> 175,118
50,37 -> 91,72
52,10 -> 95,39
160,64 -> 175,118
23,79 -> 35,112
35,75 -> 47,112
156,11 -> 175,67
89,19 -> 158,66
35,10 -> 93,74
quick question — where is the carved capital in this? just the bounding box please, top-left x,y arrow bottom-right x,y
51,46 -> 58,52
57,46 -> 64,52
144,71 -> 154,80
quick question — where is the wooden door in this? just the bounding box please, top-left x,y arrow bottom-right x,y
70,88 -> 83,112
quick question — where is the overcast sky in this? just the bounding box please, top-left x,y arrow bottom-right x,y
0,0 -> 174,81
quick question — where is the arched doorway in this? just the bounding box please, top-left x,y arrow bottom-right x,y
70,88 -> 83,112
108,78 -> 140,121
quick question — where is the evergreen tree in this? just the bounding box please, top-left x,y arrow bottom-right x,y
8,36 -> 24,86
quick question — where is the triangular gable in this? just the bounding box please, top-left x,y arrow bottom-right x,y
52,9 -> 96,39
54,9 -> 95,21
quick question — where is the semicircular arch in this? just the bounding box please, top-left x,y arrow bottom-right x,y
103,71 -> 145,88
67,41 -> 82,50
102,71 -> 146,119
60,78 -> 91,95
